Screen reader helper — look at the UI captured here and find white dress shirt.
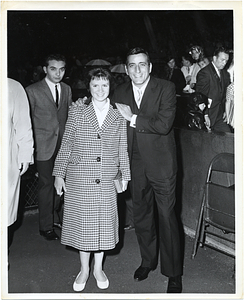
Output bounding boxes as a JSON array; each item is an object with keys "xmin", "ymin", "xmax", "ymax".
[
  {"xmin": 92, "ymin": 98, "xmax": 110, "ymax": 127},
  {"xmin": 45, "ymin": 77, "xmax": 61, "ymax": 105},
  {"xmin": 130, "ymin": 77, "xmax": 150, "ymax": 128}
]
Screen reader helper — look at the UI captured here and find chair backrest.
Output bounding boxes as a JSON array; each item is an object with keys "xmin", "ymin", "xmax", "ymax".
[
  {"xmin": 205, "ymin": 153, "xmax": 235, "ymax": 233},
  {"xmin": 209, "ymin": 153, "xmax": 234, "ymax": 174}
]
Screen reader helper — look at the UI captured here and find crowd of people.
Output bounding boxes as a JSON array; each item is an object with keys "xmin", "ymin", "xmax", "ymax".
[{"xmin": 8, "ymin": 44, "xmax": 234, "ymax": 294}]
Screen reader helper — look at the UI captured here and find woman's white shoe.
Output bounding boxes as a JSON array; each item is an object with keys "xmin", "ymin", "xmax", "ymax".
[
  {"xmin": 93, "ymin": 270, "xmax": 109, "ymax": 289},
  {"xmin": 73, "ymin": 271, "xmax": 89, "ymax": 292}
]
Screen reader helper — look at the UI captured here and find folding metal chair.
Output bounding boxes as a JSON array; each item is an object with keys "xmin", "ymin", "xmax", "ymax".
[{"xmin": 191, "ymin": 153, "xmax": 235, "ymax": 259}]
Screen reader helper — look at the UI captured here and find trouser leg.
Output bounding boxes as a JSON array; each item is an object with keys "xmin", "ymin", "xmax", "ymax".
[
  {"xmin": 125, "ymin": 197, "xmax": 134, "ymax": 227},
  {"xmin": 148, "ymin": 174, "xmax": 183, "ymax": 277},
  {"xmin": 130, "ymin": 157, "xmax": 157, "ymax": 269},
  {"xmin": 36, "ymin": 157, "xmax": 57, "ymax": 231}
]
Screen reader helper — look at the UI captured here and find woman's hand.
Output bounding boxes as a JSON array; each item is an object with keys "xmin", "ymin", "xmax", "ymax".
[
  {"xmin": 122, "ymin": 180, "xmax": 129, "ymax": 192},
  {"xmin": 54, "ymin": 177, "xmax": 67, "ymax": 196}
]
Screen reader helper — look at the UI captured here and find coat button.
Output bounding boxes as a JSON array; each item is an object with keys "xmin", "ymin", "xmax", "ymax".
[
  {"xmin": 95, "ymin": 179, "xmax": 100, "ymax": 184},
  {"xmin": 96, "ymin": 157, "xmax": 101, "ymax": 162},
  {"xmin": 97, "ymin": 134, "xmax": 101, "ymax": 139}
]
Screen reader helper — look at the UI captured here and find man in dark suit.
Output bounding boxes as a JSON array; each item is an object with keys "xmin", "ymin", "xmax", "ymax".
[
  {"xmin": 113, "ymin": 47, "xmax": 183, "ymax": 293},
  {"xmin": 196, "ymin": 47, "xmax": 231, "ymax": 132},
  {"xmin": 26, "ymin": 54, "xmax": 72, "ymax": 240}
]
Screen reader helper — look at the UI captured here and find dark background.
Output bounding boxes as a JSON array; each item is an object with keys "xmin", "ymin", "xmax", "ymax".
[{"xmin": 8, "ymin": 10, "xmax": 233, "ymax": 68}]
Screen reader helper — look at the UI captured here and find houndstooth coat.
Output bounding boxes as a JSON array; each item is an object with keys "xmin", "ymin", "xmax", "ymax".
[{"xmin": 53, "ymin": 98, "xmax": 130, "ymax": 251}]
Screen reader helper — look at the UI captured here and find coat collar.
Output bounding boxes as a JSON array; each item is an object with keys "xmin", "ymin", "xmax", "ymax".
[{"xmin": 83, "ymin": 97, "xmax": 120, "ymax": 133}]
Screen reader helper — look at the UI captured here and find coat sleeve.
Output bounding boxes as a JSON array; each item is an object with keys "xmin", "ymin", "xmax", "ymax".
[
  {"xmin": 118, "ymin": 117, "xmax": 131, "ymax": 181},
  {"xmin": 136, "ymin": 81, "xmax": 177, "ymax": 135},
  {"xmin": 52, "ymin": 106, "xmax": 78, "ymax": 178},
  {"xmin": 11, "ymin": 81, "xmax": 34, "ymax": 165},
  {"xmin": 25, "ymin": 86, "xmax": 36, "ymax": 118},
  {"xmin": 195, "ymin": 69, "xmax": 210, "ymax": 115}
]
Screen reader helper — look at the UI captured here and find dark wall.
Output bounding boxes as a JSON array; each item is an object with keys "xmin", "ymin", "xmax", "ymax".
[{"xmin": 175, "ymin": 128, "xmax": 235, "ymax": 247}]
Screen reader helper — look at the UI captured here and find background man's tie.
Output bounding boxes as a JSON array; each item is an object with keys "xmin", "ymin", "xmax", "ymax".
[{"xmin": 55, "ymin": 85, "xmax": 59, "ymax": 107}]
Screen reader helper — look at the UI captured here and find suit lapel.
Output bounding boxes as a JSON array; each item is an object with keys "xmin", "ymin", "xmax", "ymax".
[
  {"xmin": 210, "ymin": 64, "xmax": 222, "ymax": 85},
  {"xmin": 41, "ymin": 79, "xmax": 58, "ymax": 109},
  {"xmin": 139, "ymin": 77, "xmax": 156, "ymax": 111},
  {"xmin": 59, "ymin": 82, "xmax": 68, "ymax": 109}
]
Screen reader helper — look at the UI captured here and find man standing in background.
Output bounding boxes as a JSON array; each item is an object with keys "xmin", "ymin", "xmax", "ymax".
[
  {"xmin": 196, "ymin": 47, "xmax": 231, "ymax": 132},
  {"xmin": 26, "ymin": 54, "xmax": 72, "ymax": 241}
]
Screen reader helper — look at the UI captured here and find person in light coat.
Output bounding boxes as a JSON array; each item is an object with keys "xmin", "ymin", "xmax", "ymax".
[
  {"xmin": 8, "ymin": 78, "xmax": 34, "ymax": 239},
  {"xmin": 53, "ymin": 68, "xmax": 130, "ymax": 292}
]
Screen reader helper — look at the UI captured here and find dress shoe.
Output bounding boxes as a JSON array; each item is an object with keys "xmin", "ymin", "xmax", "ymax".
[
  {"xmin": 124, "ymin": 224, "xmax": 135, "ymax": 231},
  {"xmin": 93, "ymin": 270, "xmax": 109, "ymax": 289},
  {"xmin": 53, "ymin": 222, "xmax": 62, "ymax": 229},
  {"xmin": 73, "ymin": 271, "xmax": 89, "ymax": 292},
  {"xmin": 39, "ymin": 230, "xmax": 59, "ymax": 240},
  {"xmin": 167, "ymin": 275, "xmax": 182, "ymax": 293},
  {"xmin": 134, "ymin": 266, "xmax": 152, "ymax": 281}
]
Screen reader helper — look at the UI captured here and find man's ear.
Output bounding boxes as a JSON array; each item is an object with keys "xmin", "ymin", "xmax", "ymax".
[
  {"xmin": 125, "ymin": 65, "xmax": 129, "ymax": 76},
  {"xmin": 43, "ymin": 66, "xmax": 47, "ymax": 74},
  {"xmin": 149, "ymin": 63, "xmax": 152, "ymax": 74}
]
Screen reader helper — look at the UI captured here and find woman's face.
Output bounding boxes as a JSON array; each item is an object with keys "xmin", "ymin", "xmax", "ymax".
[
  {"xmin": 89, "ymin": 78, "xmax": 110, "ymax": 102},
  {"xmin": 167, "ymin": 59, "xmax": 175, "ymax": 69},
  {"xmin": 191, "ymin": 49, "xmax": 200, "ymax": 61},
  {"xmin": 198, "ymin": 61, "xmax": 207, "ymax": 69},
  {"xmin": 182, "ymin": 57, "xmax": 191, "ymax": 67}
]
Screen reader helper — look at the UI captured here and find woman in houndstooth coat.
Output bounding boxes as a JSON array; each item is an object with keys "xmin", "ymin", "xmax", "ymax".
[{"xmin": 53, "ymin": 68, "xmax": 130, "ymax": 291}]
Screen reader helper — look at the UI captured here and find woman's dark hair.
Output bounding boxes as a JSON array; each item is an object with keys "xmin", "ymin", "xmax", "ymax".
[
  {"xmin": 85, "ymin": 68, "xmax": 112, "ymax": 89},
  {"xmin": 181, "ymin": 53, "xmax": 194, "ymax": 64}
]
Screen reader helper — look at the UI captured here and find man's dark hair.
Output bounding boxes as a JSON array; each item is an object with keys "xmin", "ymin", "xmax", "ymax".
[
  {"xmin": 213, "ymin": 47, "xmax": 229, "ymax": 57},
  {"xmin": 44, "ymin": 54, "xmax": 66, "ymax": 67},
  {"xmin": 126, "ymin": 47, "xmax": 150, "ymax": 65}
]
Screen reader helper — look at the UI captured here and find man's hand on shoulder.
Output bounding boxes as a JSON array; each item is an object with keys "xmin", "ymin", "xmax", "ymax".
[
  {"xmin": 71, "ymin": 96, "xmax": 87, "ymax": 108},
  {"xmin": 115, "ymin": 103, "xmax": 133, "ymax": 122}
]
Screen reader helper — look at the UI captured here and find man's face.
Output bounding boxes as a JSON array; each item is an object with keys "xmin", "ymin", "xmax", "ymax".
[
  {"xmin": 43, "ymin": 60, "xmax": 66, "ymax": 84},
  {"xmin": 125, "ymin": 53, "xmax": 152, "ymax": 87},
  {"xmin": 213, "ymin": 52, "xmax": 229, "ymax": 70}
]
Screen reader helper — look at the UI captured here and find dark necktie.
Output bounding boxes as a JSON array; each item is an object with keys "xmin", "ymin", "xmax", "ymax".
[{"xmin": 55, "ymin": 84, "xmax": 59, "ymax": 107}]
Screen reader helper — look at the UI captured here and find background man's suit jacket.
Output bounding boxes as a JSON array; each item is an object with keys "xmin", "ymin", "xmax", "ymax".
[
  {"xmin": 196, "ymin": 63, "xmax": 230, "ymax": 126},
  {"xmin": 26, "ymin": 79, "xmax": 72, "ymax": 161},
  {"xmin": 112, "ymin": 76, "xmax": 177, "ymax": 179}
]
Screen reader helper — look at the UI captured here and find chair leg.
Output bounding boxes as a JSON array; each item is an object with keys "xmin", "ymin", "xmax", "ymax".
[
  {"xmin": 199, "ymin": 218, "xmax": 206, "ymax": 247},
  {"xmin": 191, "ymin": 194, "xmax": 205, "ymax": 259}
]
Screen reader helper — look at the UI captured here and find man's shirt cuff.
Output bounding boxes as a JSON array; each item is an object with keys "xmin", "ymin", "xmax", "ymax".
[{"xmin": 130, "ymin": 114, "xmax": 137, "ymax": 128}]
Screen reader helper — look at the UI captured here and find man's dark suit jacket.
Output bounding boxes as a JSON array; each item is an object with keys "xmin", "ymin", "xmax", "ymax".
[
  {"xmin": 26, "ymin": 79, "xmax": 72, "ymax": 161},
  {"xmin": 112, "ymin": 76, "xmax": 177, "ymax": 179},
  {"xmin": 196, "ymin": 63, "xmax": 230, "ymax": 127}
]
